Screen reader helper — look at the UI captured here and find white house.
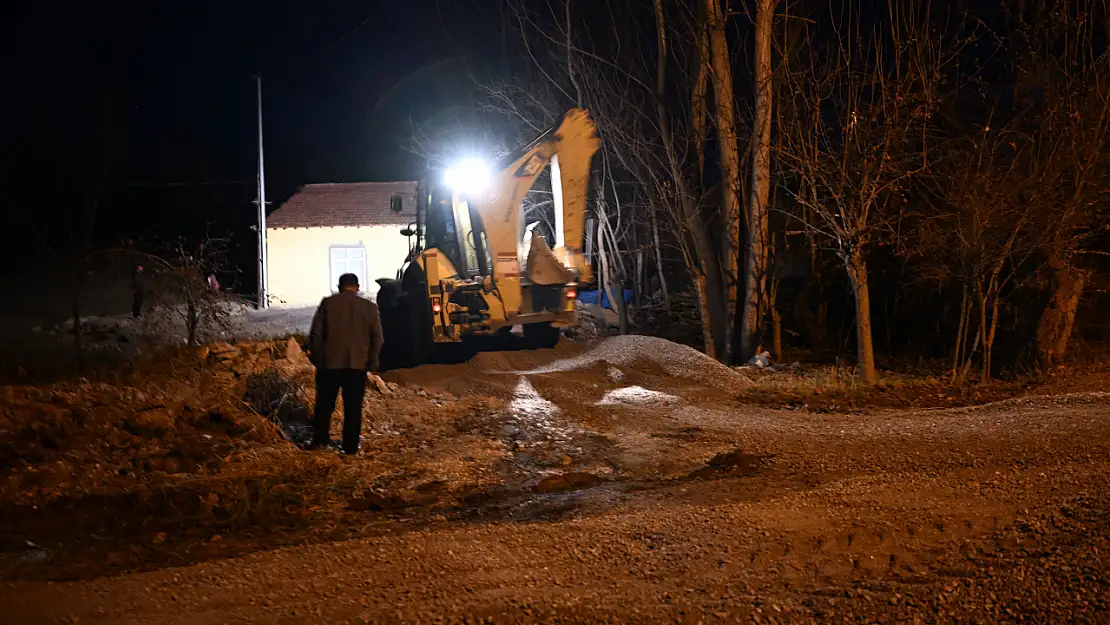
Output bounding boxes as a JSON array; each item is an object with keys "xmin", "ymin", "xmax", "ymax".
[{"xmin": 266, "ymin": 181, "xmax": 416, "ymax": 307}]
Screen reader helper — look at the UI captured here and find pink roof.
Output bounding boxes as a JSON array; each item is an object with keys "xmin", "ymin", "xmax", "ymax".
[{"xmin": 267, "ymin": 181, "xmax": 417, "ymax": 229}]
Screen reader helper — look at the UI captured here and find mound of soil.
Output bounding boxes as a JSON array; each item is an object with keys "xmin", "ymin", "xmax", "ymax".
[{"xmin": 0, "ymin": 377, "xmax": 287, "ymax": 508}]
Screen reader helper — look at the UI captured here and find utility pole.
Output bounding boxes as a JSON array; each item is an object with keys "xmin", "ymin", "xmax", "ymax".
[{"xmin": 254, "ymin": 74, "xmax": 269, "ymax": 309}]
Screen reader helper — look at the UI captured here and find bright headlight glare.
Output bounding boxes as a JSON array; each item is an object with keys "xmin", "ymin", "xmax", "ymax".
[{"xmin": 444, "ymin": 157, "xmax": 491, "ymax": 195}]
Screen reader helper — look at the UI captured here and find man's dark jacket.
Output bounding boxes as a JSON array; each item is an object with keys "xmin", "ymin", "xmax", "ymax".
[{"xmin": 307, "ymin": 290, "xmax": 383, "ymax": 371}]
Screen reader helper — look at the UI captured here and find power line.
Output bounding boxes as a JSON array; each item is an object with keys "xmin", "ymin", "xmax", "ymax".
[
  {"xmin": 321, "ymin": 0, "xmax": 396, "ymax": 56},
  {"xmin": 114, "ymin": 180, "xmax": 251, "ymax": 188}
]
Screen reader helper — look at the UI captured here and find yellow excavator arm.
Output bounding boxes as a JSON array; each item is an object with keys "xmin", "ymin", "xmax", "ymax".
[{"xmin": 470, "ymin": 108, "xmax": 601, "ymax": 285}]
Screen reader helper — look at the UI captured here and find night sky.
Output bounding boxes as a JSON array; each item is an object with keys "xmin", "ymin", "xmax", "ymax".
[{"xmin": 1, "ymin": 0, "xmax": 504, "ymax": 268}]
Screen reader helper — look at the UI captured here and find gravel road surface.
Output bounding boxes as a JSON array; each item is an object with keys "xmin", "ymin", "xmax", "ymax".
[{"xmin": 4, "ymin": 376, "xmax": 1108, "ymax": 624}]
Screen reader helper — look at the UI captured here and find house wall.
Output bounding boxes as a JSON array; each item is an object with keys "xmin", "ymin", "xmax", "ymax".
[{"xmin": 267, "ymin": 225, "xmax": 410, "ymax": 307}]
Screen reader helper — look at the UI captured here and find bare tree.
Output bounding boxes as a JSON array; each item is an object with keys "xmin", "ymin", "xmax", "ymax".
[
  {"xmin": 649, "ymin": 200, "xmax": 672, "ymax": 313},
  {"xmin": 919, "ymin": 0, "xmax": 1110, "ymax": 380},
  {"xmin": 1018, "ymin": 0, "xmax": 1110, "ymax": 368},
  {"xmin": 775, "ymin": 1, "xmax": 964, "ymax": 383},
  {"xmin": 927, "ymin": 126, "xmax": 1041, "ymax": 383},
  {"xmin": 122, "ymin": 232, "xmax": 239, "ymax": 346},
  {"xmin": 647, "ymin": 0, "xmax": 729, "ymax": 356}
]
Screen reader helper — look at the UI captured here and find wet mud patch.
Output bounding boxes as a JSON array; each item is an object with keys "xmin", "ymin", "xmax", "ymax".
[
  {"xmin": 347, "ymin": 491, "xmax": 437, "ymax": 512},
  {"xmin": 341, "ymin": 472, "xmax": 619, "ymax": 526},
  {"xmin": 650, "ymin": 426, "xmax": 705, "ymax": 442},
  {"xmin": 442, "ymin": 477, "xmax": 630, "ymax": 524},
  {"xmin": 480, "ymin": 376, "xmax": 624, "ymax": 475},
  {"xmin": 535, "ymin": 471, "xmax": 602, "ymax": 493},
  {"xmin": 507, "ymin": 377, "xmax": 573, "ymax": 441}
]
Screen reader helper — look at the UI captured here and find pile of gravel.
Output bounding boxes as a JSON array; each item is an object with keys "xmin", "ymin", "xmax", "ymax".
[
  {"xmin": 517, "ymin": 334, "xmax": 753, "ymax": 389},
  {"xmin": 595, "ymin": 385, "xmax": 679, "ymax": 407}
]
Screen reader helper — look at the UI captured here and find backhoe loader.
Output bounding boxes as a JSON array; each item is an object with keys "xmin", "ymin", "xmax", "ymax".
[{"xmin": 375, "ymin": 108, "xmax": 601, "ymax": 368}]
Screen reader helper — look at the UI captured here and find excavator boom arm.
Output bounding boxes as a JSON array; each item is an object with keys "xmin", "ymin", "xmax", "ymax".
[{"xmin": 474, "ymin": 108, "xmax": 601, "ymax": 284}]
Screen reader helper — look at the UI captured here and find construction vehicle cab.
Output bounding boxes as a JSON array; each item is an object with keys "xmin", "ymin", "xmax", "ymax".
[{"xmin": 375, "ymin": 108, "xmax": 601, "ymax": 369}]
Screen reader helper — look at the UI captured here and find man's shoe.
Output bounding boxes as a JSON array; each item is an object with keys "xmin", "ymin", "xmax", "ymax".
[{"xmin": 305, "ymin": 439, "xmax": 340, "ymax": 451}]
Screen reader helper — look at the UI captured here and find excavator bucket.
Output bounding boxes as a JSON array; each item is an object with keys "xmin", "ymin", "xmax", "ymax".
[{"xmin": 525, "ymin": 229, "xmax": 575, "ymax": 285}]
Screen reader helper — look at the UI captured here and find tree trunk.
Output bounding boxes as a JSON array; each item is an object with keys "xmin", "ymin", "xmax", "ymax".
[
  {"xmin": 187, "ymin": 298, "xmax": 199, "ymax": 345},
  {"xmin": 816, "ymin": 299, "xmax": 828, "ymax": 349},
  {"xmin": 1036, "ymin": 262, "xmax": 1091, "ymax": 369},
  {"xmin": 596, "ymin": 180, "xmax": 629, "ymax": 335},
  {"xmin": 984, "ymin": 287, "xmax": 1002, "ymax": 383},
  {"xmin": 976, "ymin": 279, "xmax": 988, "ymax": 382},
  {"xmin": 705, "ymin": 0, "xmax": 742, "ymax": 363},
  {"xmin": 693, "ymin": 273, "xmax": 717, "ymax": 357},
  {"xmin": 72, "ymin": 296, "xmax": 83, "ymax": 370},
  {"xmin": 740, "ymin": 0, "xmax": 775, "ymax": 363},
  {"xmin": 600, "ymin": 158, "xmax": 630, "ymax": 335},
  {"xmin": 769, "ymin": 232, "xmax": 783, "ymax": 362},
  {"xmin": 613, "ymin": 268, "xmax": 629, "ymax": 335},
  {"xmin": 655, "ymin": 0, "xmax": 726, "ymax": 357},
  {"xmin": 68, "ymin": 256, "xmax": 85, "ymax": 371},
  {"xmin": 845, "ymin": 251, "xmax": 877, "ymax": 384},
  {"xmin": 650, "ymin": 206, "xmax": 671, "ymax": 312},
  {"xmin": 597, "ymin": 206, "xmax": 628, "ymax": 335},
  {"xmin": 794, "ymin": 271, "xmax": 829, "ymax": 350},
  {"xmin": 691, "ymin": 2, "xmax": 710, "ymax": 181},
  {"xmin": 771, "ymin": 307, "xmax": 783, "ymax": 362},
  {"xmin": 957, "ymin": 324, "xmax": 982, "ymax": 386},
  {"xmin": 952, "ymin": 282, "xmax": 970, "ymax": 383},
  {"xmin": 635, "ymin": 249, "xmax": 644, "ymax": 313},
  {"xmin": 690, "ymin": 219, "xmax": 728, "ymax": 357}
]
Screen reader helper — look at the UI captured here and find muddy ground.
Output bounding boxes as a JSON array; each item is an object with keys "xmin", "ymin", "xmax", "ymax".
[{"xmin": 1, "ymin": 335, "xmax": 1108, "ymax": 623}]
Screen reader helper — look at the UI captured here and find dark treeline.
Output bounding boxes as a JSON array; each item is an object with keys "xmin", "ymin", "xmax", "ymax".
[{"xmin": 426, "ymin": 0, "xmax": 1109, "ymax": 383}]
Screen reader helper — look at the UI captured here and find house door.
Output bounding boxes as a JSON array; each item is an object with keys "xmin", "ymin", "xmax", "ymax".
[{"xmin": 329, "ymin": 245, "xmax": 368, "ymax": 292}]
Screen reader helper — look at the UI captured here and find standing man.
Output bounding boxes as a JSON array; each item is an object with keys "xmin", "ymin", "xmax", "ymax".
[
  {"xmin": 306, "ymin": 273, "xmax": 383, "ymax": 455},
  {"xmin": 132, "ymin": 264, "xmax": 150, "ymax": 318}
]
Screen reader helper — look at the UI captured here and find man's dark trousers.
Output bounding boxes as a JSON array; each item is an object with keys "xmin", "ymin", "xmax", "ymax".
[{"xmin": 312, "ymin": 368, "xmax": 366, "ymax": 454}]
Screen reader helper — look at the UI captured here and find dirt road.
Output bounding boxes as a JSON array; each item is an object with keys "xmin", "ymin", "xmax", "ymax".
[{"xmin": 3, "ymin": 338, "xmax": 1109, "ymax": 623}]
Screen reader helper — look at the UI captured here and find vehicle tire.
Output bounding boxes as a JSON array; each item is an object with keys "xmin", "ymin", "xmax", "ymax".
[
  {"xmin": 404, "ymin": 298, "xmax": 432, "ymax": 366},
  {"xmin": 376, "ymin": 281, "xmax": 406, "ymax": 371},
  {"xmin": 523, "ymin": 322, "xmax": 560, "ymax": 349},
  {"xmin": 400, "ymin": 267, "xmax": 434, "ymax": 367},
  {"xmin": 479, "ymin": 326, "xmax": 511, "ymax": 351}
]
